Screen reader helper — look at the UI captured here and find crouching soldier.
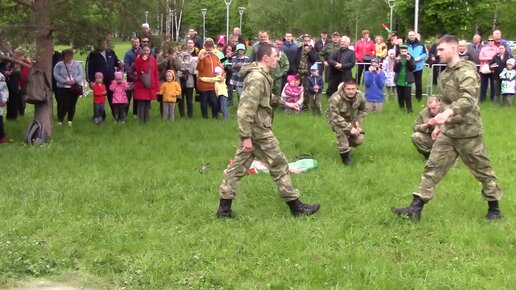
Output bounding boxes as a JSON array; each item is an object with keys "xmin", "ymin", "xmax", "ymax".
[
  {"xmin": 326, "ymin": 79, "xmax": 366, "ymax": 165},
  {"xmin": 412, "ymin": 96, "xmax": 443, "ymax": 159}
]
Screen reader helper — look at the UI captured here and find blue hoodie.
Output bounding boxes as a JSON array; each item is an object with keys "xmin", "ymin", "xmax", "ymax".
[{"xmin": 364, "ymin": 70, "xmax": 386, "ymax": 102}]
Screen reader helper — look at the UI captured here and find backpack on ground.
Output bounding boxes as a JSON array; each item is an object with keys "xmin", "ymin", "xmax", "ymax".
[{"xmin": 24, "ymin": 119, "xmax": 45, "ymax": 145}]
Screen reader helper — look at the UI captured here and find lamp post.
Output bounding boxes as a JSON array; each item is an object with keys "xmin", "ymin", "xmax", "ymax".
[
  {"xmin": 414, "ymin": 0, "xmax": 419, "ymax": 34},
  {"xmin": 224, "ymin": 0, "xmax": 232, "ymax": 44},
  {"xmin": 387, "ymin": 0, "xmax": 395, "ymax": 32},
  {"xmin": 200, "ymin": 8, "xmax": 207, "ymax": 42},
  {"xmin": 238, "ymin": 6, "xmax": 245, "ymax": 36}
]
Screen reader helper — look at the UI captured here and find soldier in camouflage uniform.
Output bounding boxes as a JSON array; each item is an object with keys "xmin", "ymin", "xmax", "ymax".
[
  {"xmin": 392, "ymin": 35, "xmax": 502, "ymax": 221},
  {"xmin": 326, "ymin": 79, "xmax": 366, "ymax": 165},
  {"xmin": 411, "ymin": 96, "xmax": 443, "ymax": 159},
  {"xmin": 319, "ymin": 32, "xmax": 341, "ymax": 87},
  {"xmin": 271, "ymin": 39, "xmax": 290, "ymax": 96},
  {"xmin": 217, "ymin": 43, "xmax": 320, "ymax": 219}
]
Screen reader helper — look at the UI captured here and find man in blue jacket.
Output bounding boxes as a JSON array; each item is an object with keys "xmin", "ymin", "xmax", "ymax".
[{"xmin": 407, "ymin": 31, "xmax": 427, "ymax": 102}]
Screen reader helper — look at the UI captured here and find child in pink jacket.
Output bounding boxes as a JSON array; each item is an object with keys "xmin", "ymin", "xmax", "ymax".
[{"xmin": 109, "ymin": 71, "xmax": 131, "ymax": 123}]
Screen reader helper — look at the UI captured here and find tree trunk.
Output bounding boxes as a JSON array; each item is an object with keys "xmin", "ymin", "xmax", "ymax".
[{"xmin": 33, "ymin": 0, "xmax": 53, "ymax": 141}]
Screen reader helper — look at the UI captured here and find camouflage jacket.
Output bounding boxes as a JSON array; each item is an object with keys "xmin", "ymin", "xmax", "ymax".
[
  {"xmin": 237, "ymin": 63, "xmax": 284, "ymax": 140},
  {"xmin": 326, "ymin": 85, "xmax": 366, "ymax": 134},
  {"xmin": 413, "ymin": 106, "xmax": 443, "ymax": 134},
  {"xmin": 438, "ymin": 59, "xmax": 482, "ymax": 138},
  {"xmin": 319, "ymin": 43, "xmax": 340, "ymax": 62},
  {"xmin": 270, "ymin": 51, "xmax": 290, "ymax": 80}
]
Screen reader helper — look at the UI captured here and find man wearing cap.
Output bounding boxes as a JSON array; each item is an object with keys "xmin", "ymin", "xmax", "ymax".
[
  {"xmin": 196, "ymin": 38, "xmax": 222, "ymax": 118},
  {"xmin": 326, "ymin": 78, "xmax": 366, "ymax": 165},
  {"xmin": 319, "ymin": 32, "xmax": 341, "ymax": 90},
  {"xmin": 355, "ymin": 29, "xmax": 376, "ymax": 86},
  {"xmin": 292, "ymin": 34, "xmax": 319, "ymax": 111},
  {"xmin": 406, "ymin": 30, "xmax": 427, "ymax": 102},
  {"xmin": 327, "ymin": 36, "xmax": 356, "ymax": 96},
  {"xmin": 411, "ymin": 96, "xmax": 443, "ymax": 159},
  {"xmin": 392, "ymin": 35, "xmax": 502, "ymax": 221}
]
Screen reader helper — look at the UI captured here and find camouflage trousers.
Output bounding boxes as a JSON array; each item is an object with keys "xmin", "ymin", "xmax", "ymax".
[
  {"xmin": 411, "ymin": 132, "xmax": 434, "ymax": 155},
  {"xmin": 299, "ymin": 73, "xmax": 309, "ymax": 109},
  {"xmin": 272, "ymin": 77, "xmax": 283, "ymax": 97},
  {"xmin": 333, "ymin": 129, "xmax": 364, "ymax": 154},
  {"xmin": 415, "ymin": 133, "xmax": 502, "ymax": 202},
  {"xmin": 219, "ymin": 136, "xmax": 300, "ymax": 201}
]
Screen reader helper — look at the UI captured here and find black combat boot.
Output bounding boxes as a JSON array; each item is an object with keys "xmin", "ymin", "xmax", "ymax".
[
  {"xmin": 286, "ymin": 199, "xmax": 320, "ymax": 217},
  {"xmin": 485, "ymin": 200, "xmax": 502, "ymax": 220},
  {"xmin": 216, "ymin": 199, "xmax": 235, "ymax": 219},
  {"xmin": 340, "ymin": 150, "xmax": 352, "ymax": 165},
  {"xmin": 391, "ymin": 195, "xmax": 426, "ymax": 220}
]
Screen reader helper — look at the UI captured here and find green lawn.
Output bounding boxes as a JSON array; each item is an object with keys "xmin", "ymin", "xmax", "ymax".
[{"xmin": 1, "ymin": 91, "xmax": 515, "ymax": 289}]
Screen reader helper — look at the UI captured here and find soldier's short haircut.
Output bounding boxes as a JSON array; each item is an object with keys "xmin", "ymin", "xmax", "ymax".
[
  {"xmin": 427, "ymin": 96, "xmax": 440, "ymax": 105},
  {"xmin": 343, "ymin": 78, "xmax": 357, "ymax": 87},
  {"xmin": 438, "ymin": 35, "xmax": 459, "ymax": 45},
  {"xmin": 256, "ymin": 42, "xmax": 274, "ymax": 62}
]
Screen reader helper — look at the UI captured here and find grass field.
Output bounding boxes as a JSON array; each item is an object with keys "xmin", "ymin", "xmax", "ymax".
[
  {"xmin": 1, "ymin": 40, "xmax": 515, "ymax": 289},
  {"xmin": 1, "ymin": 91, "xmax": 515, "ymax": 289}
]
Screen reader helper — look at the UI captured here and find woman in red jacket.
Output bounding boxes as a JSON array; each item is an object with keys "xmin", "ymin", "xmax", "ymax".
[
  {"xmin": 354, "ymin": 30, "xmax": 376, "ymax": 85},
  {"xmin": 133, "ymin": 45, "xmax": 160, "ymax": 123}
]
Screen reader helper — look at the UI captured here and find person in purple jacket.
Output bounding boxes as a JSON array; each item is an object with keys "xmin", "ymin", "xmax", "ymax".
[{"xmin": 364, "ymin": 58, "xmax": 386, "ymax": 112}]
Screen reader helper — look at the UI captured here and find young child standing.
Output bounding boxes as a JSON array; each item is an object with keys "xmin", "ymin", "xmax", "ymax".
[
  {"xmin": 200, "ymin": 66, "xmax": 229, "ymax": 119},
  {"xmin": 382, "ymin": 49, "xmax": 397, "ymax": 100},
  {"xmin": 159, "ymin": 70, "xmax": 182, "ymax": 121},
  {"xmin": 0, "ymin": 72, "xmax": 9, "ymax": 143},
  {"xmin": 307, "ymin": 64, "xmax": 324, "ymax": 115},
  {"xmin": 499, "ymin": 58, "xmax": 516, "ymax": 106},
  {"xmin": 109, "ymin": 71, "xmax": 130, "ymax": 123},
  {"xmin": 281, "ymin": 74, "xmax": 304, "ymax": 113},
  {"xmin": 364, "ymin": 58, "xmax": 386, "ymax": 112},
  {"xmin": 92, "ymin": 72, "xmax": 107, "ymax": 124}
]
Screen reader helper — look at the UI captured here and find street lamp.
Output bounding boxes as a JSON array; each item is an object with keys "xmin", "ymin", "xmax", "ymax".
[
  {"xmin": 414, "ymin": 0, "xmax": 419, "ymax": 34},
  {"xmin": 387, "ymin": 0, "xmax": 395, "ymax": 32},
  {"xmin": 224, "ymin": 0, "xmax": 233, "ymax": 45},
  {"xmin": 200, "ymin": 8, "xmax": 207, "ymax": 42},
  {"xmin": 238, "ymin": 6, "xmax": 245, "ymax": 36}
]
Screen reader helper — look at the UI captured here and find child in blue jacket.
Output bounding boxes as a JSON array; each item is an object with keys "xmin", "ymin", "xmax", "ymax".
[
  {"xmin": 307, "ymin": 64, "xmax": 324, "ymax": 115},
  {"xmin": 364, "ymin": 58, "xmax": 386, "ymax": 112}
]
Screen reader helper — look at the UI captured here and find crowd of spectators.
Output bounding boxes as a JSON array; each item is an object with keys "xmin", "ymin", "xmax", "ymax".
[{"xmin": 0, "ymin": 26, "xmax": 514, "ymax": 143}]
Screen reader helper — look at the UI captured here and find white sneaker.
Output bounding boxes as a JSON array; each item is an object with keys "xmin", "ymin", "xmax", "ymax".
[
  {"xmin": 68, "ymin": 121, "xmax": 72, "ymax": 127},
  {"xmin": 57, "ymin": 122, "xmax": 62, "ymax": 126}
]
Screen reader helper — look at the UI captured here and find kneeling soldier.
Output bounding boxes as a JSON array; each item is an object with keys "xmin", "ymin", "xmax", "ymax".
[
  {"xmin": 326, "ymin": 79, "xmax": 366, "ymax": 165},
  {"xmin": 411, "ymin": 96, "xmax": 443, "ymax": 159}
]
